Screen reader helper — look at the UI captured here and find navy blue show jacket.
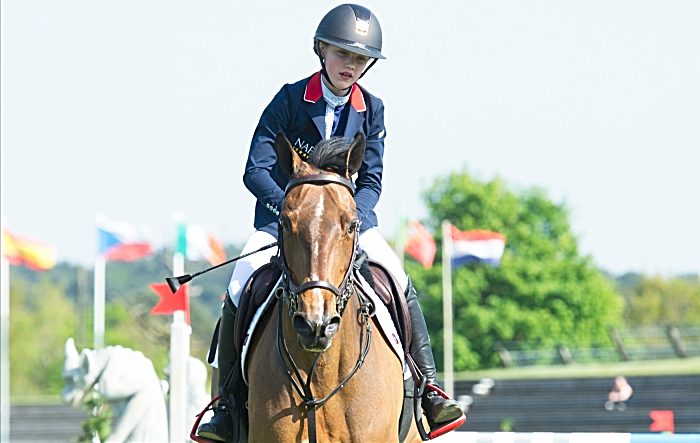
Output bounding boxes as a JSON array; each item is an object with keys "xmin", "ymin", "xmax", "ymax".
[{"xmin": 243, "ymin": 72, "xmax": 386, "ymax": 235}]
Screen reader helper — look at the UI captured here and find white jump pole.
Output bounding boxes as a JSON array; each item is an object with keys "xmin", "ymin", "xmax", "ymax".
[
  {"xmin": 94, "ymin": 214, "xmax": 106, "ymax": 349},
  {"xmin": 441, "ymin": 221, "xmax": 455, "ymax": 398},
  {"xmin": 170, "ymin": 211, "xmax": 190, "ymax": 443},
  {"xmin": 1, "ymin": 216, "xmax": 11, "ymax": 442}
]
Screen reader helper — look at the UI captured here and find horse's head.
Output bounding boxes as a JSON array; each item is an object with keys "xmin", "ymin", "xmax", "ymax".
[{"xmin": 274, "ymin": 131, "xmax": 365, "ymax": 352}]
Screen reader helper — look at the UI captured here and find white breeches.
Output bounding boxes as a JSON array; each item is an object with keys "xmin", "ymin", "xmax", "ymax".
[{"xmin": 210, "ymin": 227, "xmax": 408, "ymax": 367}]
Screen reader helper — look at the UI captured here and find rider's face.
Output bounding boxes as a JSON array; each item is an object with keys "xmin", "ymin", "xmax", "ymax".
[{"xmin": 319, "ymin": 43, "xmax": 370, "ymax": 95}]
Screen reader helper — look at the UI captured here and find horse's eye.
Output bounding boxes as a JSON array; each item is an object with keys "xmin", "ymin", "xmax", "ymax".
[
  {"xmin": 347, "ymin": 220, "xmax": 359, "ymax": 235},
  {"xmin": 280, "ymin": 218, "xmax": 291, "ymax": 232}
]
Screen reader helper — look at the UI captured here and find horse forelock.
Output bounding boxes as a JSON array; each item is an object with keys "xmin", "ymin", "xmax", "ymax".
[{"xmin": 307, "ymin": 136, "xmax": 353, "ymax": 177}]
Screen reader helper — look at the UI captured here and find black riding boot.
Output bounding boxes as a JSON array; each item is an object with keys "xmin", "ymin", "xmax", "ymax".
[
  {"xmin": 197, "ymin": 295, "xmax": 238, "ymax": 442},
  {"xmin": 405, "ymin": 277, "xmax": 464, "ymax": 427}
]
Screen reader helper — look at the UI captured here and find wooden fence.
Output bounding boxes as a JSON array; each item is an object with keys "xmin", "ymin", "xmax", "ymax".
[{"xmin": 494, "ymin": 326, "xmax": 700, "ymax": 367}]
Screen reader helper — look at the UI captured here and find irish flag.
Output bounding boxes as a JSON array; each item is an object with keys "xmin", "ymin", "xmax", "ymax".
[
  {"xmin": 447, "ymin": 224, "xmax": 506, "ymax": 268},
  {"xmin": 2, "ymin": 229, "xmax": 56, "ymax": 271},
  {"xmin": 176, "ymin": 223, "xmax": 226, "ymax": 266},
  {"xmin": 97, "ymin": 219, "xmax": 153, "ymax": 261}
]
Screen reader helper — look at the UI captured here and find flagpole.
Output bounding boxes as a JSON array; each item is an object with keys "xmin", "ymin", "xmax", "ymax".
[
  {"xmin": 441, "ymin": 221, "xmax": 454, "ymax": 398},
  {"xmin": 170, "ymin": 211, "xmax": 190, "ymax": 443},
  {"xmin": 94, "ymin": 214, "xmax": 106, "ymax": 349},
  {"xmin": 1, "ymin": 216, "xmax": 11, "ymax": 442}
]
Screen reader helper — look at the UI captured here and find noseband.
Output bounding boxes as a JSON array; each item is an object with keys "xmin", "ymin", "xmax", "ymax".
[{"xmin": 276, "ymin": 173, "xmax": 360, "ymax": 317}]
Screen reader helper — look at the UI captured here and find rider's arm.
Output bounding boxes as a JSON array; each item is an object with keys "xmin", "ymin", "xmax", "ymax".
[
  {"xmin": 243, "ymin": 86, "xmax": 291, "ymax": 217},
  {"xmin": 354, "ymin": 98, "xmax": 385, "ymax": 225}
]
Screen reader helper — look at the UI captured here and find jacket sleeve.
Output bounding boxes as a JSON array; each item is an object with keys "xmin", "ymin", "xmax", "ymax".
[
  {"xmin": 354, "ymin": 99, "xmax": 385, "ymax": 225},
  {"xmin": 242, "ymin": 86, "xmax": 291, "ymax": 217}
]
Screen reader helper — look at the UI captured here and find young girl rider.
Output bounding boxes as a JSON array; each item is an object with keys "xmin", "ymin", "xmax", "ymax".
[{"xmin": 197, "ymin": 4, "xmax": 463, "ymax": 441}]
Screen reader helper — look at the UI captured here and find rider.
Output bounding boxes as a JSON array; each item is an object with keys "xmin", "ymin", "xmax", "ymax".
[{"xmin": 197, "ymin": 4, "xmax": 464, "ymax": 441}]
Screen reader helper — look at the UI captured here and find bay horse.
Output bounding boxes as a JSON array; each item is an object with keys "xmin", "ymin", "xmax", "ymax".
[{"xmin": 246, "ymin": 132, "xmax": 421, "ymax": 442}]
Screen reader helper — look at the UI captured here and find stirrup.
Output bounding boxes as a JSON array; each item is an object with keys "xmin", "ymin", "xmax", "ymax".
[
  {"xmin": 191, "ymin": 395, "xmax": 225, "ymax": 443},
  {"xmin": 414, "ymin": 377, "xmax": 466, "ymax": 441}
]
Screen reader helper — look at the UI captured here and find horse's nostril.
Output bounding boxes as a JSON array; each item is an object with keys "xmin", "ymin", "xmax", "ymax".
[
  {"xmin": 324, "ymin": 316, "xmax": 341, "ymax": 338},
  {"xmin": 293, "ymin": 314, "xmax": 314, "ymax": 337}
]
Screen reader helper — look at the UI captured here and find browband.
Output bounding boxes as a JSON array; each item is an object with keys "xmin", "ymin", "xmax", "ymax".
[{"xmin": 285, "ymin": 174, "xmax": 355, "ymax": 197}]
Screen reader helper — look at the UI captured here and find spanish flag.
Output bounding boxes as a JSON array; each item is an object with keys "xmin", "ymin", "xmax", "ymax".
[{"xmin": 2, "ymin": 229, "xmax": 57, "ymax": 271}]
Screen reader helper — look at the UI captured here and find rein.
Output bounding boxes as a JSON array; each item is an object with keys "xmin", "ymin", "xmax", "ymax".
[
  {"xmin": 275, "ymin": 290, "xmax": 372, "ymax": 443},
  {"xmin": 274, "ymin": 173, "xmax": 372, "ymax": 443}
]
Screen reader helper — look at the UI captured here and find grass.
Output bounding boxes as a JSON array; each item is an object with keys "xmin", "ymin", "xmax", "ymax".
[
  {"xmin": 449, "ymin": 356, "xmax": 700, "ymax": 381},
  {"xmin": 10, "ymin": 394, "xmax": 64, "ymax": 405}
]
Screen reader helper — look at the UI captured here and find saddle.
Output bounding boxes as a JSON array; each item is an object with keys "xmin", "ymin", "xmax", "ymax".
[
  {"xmin": 234, "ymin": 263, "xmax": 282, "ymax": 355},
  {"xmin": 363, "ymin": 259, "xmax": 413, "ymax": 356}
]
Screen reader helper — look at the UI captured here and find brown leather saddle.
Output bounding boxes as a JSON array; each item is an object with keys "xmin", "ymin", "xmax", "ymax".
[
  {"xmin": 233, "ymin": 262, "xmax": 282, "ymax": 356},
  {"xmin": 232, "ymin": 259, "xmax": 413, "ymax": 365}
]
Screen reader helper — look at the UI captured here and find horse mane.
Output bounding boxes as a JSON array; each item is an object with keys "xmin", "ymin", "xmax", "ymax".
[{"xmin": 308, "ymin": 136, "xmax": 352, "ymax": 176}]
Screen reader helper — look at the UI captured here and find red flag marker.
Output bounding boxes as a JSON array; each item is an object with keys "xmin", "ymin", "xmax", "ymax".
[
  {"xmin": 405, "ymin": 221, "xmax": 437, "ymax": 269},
  {"xmin": 150, "ymin": 282, "xmax": 190, "ymax": 325},
  {"xmin": 650, "ymin": 410, "xmax": 674, "ymax": 434}
]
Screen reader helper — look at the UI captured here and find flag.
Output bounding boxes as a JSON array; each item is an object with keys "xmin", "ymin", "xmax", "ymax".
[
  {"xmin": 448, "ymin": 225, "xmax": 505, "ymax": 268},
  {"xmin": 176, "ymin": 223, "xmax": 226, "ymax": 266},
  {"xmin": 405, "ymin": 221, "xmax": 436, "ymax": 269},
  {"xmin": 97, "ymin": 219, "xmax": 153, "ymax": 261},
  {"xmin": 98, "ymin": 221, "xmax": 152, "ymax": 261},
  {"xmin": 650, "ymin": 410, "xmax": 674, "ymax": 433},
  {"xmin": 2, "ymin": 229, "xmax": 56, "ymax": 271},
  {"xmin": 150, "ymin": 282, "xmax": 190, "ymax": 325}
]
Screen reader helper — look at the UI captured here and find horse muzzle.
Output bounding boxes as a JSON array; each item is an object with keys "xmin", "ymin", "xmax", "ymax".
[{"xmin": 292, "ymin": 313, "xmax": 341, "ymax": 351}]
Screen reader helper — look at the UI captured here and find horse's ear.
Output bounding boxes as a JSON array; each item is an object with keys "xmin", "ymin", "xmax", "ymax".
[
  {"xmin": 345, "ymin": 132, "xmax": 366, "ymax": 178},
  {"xmin": 274, "ymin": 131, "xmax": 304, "ymax": 177},
  {"xmin": 79, "ymin": 349, "xmax": 93, "ymax": 376}
]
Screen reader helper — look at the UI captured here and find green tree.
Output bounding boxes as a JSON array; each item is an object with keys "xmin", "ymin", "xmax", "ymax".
[
  {"xmin": 626, "ymin": 275, "xmax": 700, "ymax": 326},
  {"xmin": 9, "ymin": 277, "xmax": 76, "ymax": 395},
  {"xmin": 405, "ymin": 171, "xmax": 624, "ymax": 370}
]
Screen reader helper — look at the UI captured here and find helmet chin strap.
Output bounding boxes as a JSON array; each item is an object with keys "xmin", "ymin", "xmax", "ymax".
[{"xmin": 357, "ymin": 58, "xmax": 378, "ymax": 80}]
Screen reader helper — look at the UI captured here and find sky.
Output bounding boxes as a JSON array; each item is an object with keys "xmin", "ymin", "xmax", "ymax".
[{"xmin": 2, "ymin": 1, "xmax": 699, "ymax": 276}]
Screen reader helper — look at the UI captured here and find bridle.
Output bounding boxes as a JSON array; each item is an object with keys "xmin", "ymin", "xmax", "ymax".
[
  {"xmin": 276, "ymin": 174, "xmax": 360, "ymax": 317},
  {"xmin": 273, "ymin": 172, "xmax": 373, "ymax": 443}
]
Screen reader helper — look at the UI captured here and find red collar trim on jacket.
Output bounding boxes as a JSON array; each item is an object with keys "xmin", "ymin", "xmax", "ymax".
[{"xmin": 303, "ymin": 72, "xmax": 367, "ymax": 113}]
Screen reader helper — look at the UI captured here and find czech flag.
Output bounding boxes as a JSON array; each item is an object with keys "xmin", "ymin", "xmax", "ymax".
[
  {"xmin": 2, "ymin": 229, "xmax": 56, "ymax": 271},
  {"xmin": 448, "ymin": 224, "xmax": 505, "ymax": 268},
  {"xmin": 176, "ymin": 223, "xmax": 226, "ymax": 266},
  {"xmin": 405, "ymin": 221, "xmax": 436, "ymax": 269},
  {"xmin": 98, "ymin": 219, "xmax": 153, "ymax": 261}
]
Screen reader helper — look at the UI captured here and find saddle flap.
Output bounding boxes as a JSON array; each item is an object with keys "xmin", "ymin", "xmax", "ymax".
[
  {"xmin": 367, "ymin": 259, "xmax": 412, "ymax": 351},
  {"xmin": 234, "ymin": 262, "xmax": 283, "ymax": 354}
]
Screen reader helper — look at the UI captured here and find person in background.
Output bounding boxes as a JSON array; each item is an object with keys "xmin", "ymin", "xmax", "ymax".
[{"xmin": 605, "ymin": 375, "xmax": 633, "ymax": 411}]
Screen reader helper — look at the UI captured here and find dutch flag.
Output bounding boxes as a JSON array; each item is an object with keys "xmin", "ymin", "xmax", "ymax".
[{"xmin": 446, "ymin": 224, "xmax": 506, "ymax": 268}]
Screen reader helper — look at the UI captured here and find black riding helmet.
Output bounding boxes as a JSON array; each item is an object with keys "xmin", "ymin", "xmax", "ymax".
[{"xmin": 313, "ymin": 4, "xmax": 385, "ymax": 88}]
